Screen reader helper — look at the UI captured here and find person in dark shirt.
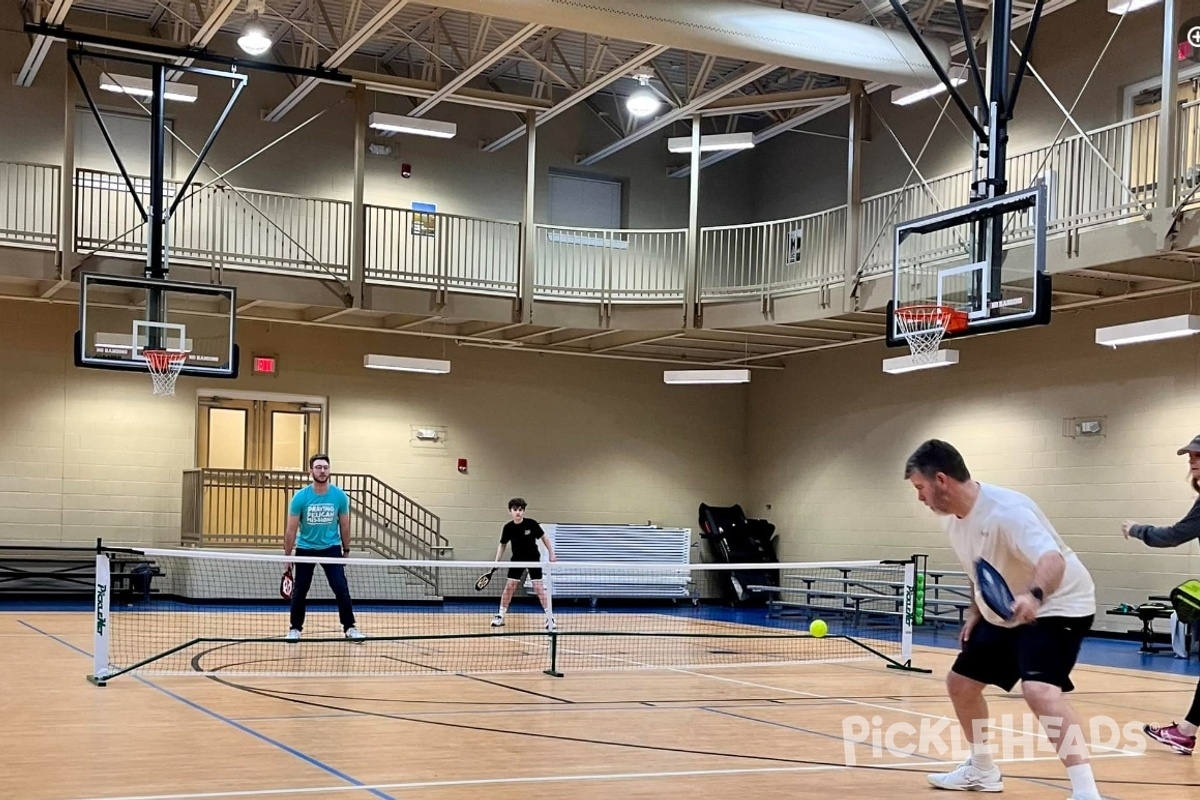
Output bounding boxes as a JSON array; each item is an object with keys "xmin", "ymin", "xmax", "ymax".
[
  {"xmin": 490, "ymin": 498, "xmax": 557, "ymax": 631},
  {"xmin": 1122, "ymin": 434, "xmax": 1200, "ymax": 755}
]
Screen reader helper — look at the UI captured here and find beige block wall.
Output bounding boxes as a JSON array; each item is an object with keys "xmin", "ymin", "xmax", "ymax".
[
  {"xmin": 746, "ymin": 295, "xmax": 1200, "ymax": 633},
  {"xmin": 0, "ymin": 300, "xmax": 748, "ymax": 556}
]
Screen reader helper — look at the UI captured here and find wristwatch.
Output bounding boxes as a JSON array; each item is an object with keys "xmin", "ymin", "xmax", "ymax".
[{"xmin": 1029, "ymin": 586, "xmax": 1045, "ymax": 602}]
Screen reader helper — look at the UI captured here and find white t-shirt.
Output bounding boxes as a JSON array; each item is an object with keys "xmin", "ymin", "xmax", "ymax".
[{"xmin": 942, "ymin": 483, "xmax": 1096, "ymax": 627}]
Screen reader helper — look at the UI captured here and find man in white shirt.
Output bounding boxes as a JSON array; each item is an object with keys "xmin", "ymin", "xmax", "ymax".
[{"xmin": 905, "ymin": 439, "xmax": 1100, "ymax": 800}]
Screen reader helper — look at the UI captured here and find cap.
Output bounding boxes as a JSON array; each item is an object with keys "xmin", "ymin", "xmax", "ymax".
[{"xmin": 1178, "ymin": 435, "xmax": 1200, "ymax": 455}]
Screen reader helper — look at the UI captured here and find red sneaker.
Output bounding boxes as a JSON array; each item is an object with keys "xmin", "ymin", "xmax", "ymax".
[{"xmin": 1144, "ymin": 723, "xmax": 1196, "ymax": 755}]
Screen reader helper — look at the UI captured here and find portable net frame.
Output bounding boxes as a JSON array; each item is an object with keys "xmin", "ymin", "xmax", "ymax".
[
  {"xmin": 87, "ymin": 546, "xmax": 928, "ymax": 684},
  {"xmin": 142, "ymin": 349, "xmax": 189, "ymax": 396},
  {"xmin": 894, "ymin": 305, "xmax": 969, "ymax": 364}
]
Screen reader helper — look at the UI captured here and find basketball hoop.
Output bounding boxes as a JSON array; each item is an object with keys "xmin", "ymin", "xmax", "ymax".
[
  {"xmin": 142, "ymin": 349, "xmax": 189, "ymax": 396},
  {"xmin": 894, "ymin": 305, "xmax": 969, "ymax": 365}
]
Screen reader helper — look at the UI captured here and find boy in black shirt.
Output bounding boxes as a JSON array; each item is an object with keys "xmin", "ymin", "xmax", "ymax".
[{"xmin": 491, "ymin": 498, "xmax": 557, "ymax": 630}]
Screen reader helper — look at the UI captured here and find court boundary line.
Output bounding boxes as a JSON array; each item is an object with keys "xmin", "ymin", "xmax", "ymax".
[{"xmin": 57, "ymin": 751, "xmax": 1133, "ymax": 800}]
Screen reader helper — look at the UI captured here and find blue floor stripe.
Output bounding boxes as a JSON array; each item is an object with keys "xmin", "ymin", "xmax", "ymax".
[{"xmin": 17, "ymin": 620, "xmax": 398, "ymax": 800}]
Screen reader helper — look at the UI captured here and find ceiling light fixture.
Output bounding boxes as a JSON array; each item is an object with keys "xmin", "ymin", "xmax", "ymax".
[
  {"xmin": 368, "ymin": 111, "xmax": 457, "ymax": 139},
  {"xmin": 99, "ymin": 72, "xmax": 198, "ymax": 103},
  {"xmin": 1095, "ymin": 314, "xmax": 1200, "ymax": 347},
  {"xmin": 663, "ymin": 368, "xmax": 751, "ymax": 385},
  {"xmin": 364, "ymin": 354, "xmax": 451, "ymax": 374},
  {"xmin": 667, "ymin": 131, "xmax": 756, "ymax": 153}
]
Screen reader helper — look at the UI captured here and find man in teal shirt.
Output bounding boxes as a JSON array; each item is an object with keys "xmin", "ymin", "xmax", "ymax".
[{"xmin": 284, "ymin": 454, "xmax": 364, "ymax": 641}]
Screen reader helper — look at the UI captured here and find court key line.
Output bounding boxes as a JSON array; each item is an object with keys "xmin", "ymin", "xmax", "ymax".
[{"xmin": 16, "ymin": 620, "xmax": 400, "ymax": 800}]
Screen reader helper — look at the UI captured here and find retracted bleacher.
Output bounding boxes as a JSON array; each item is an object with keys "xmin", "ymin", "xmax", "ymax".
[{"xmin": 525, "ymin": 523, "xmax": 694, "ymax": 605}]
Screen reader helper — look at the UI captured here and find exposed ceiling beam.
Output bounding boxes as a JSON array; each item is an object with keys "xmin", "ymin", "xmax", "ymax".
[
  {"xmin": 482, "ymin": 44, "xmax": 669, "ymax": 152},
  {"xmin": 166, "ymin": 0, "xmax": 242, "ymax": 78},
  {"xmin": 697, "ymin": 86, "xmax": 848, "ymax": 117},
  {"xmin": 576, "ymin": 62, "xmax": 778, "ymax": 166},
  {"xmin": 407, "ymin": 22, "xmax": 543, "ymax": 117},
  {"xmin": 16, "ymin": 0, "xmax": 75, "ymax": 87},
  {"xmin": 347, "ymin": 69, "xmax": 554, "ymax": 113},
  {"xmin": 670, "ymin": 0, "xmax": 1077, "ymax": 178},
  {"xmin": 264, "ymin": 0, "xmax": 413, "ymax": 122}
]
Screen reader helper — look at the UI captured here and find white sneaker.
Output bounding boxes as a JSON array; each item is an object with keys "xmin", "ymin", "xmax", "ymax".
[
  {"xmin": 345, "ymin": 627, "xmax": 365, "ymax": 641},
  {"xmin": 490, "ymin": 614, "xmax": 505, "ymax": 627},
  {"xmin": 926, "ymin": 758, "xmax": 1003, "ymax": 792},
  {"xmin": 286, "ymin": 629, "xmax": 300, "ymax": 642},
  {"xmin": 545, "ymin": 616, "xmax": 556, "ymax": 632}
]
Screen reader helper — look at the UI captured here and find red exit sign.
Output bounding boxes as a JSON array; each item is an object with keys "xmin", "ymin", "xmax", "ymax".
[{"xmin": 252, "ymin": 355, "xmax": 277, "ymax": 374}]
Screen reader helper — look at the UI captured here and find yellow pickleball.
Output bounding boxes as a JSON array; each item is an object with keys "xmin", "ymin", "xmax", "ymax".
[{"xmin": 809, "ymin": 619, "xmax": 828, "ymax": 638}]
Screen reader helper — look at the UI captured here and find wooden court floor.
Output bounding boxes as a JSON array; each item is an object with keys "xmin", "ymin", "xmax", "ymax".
[{"xmin": 3, "ymin": 612, "xmax": 1200, "ymax": 800}]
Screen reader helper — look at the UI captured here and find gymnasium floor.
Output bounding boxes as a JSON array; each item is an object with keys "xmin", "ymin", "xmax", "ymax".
[{"xmin": 4, "ymin": 604, "xmax": 1199, "ymax": 800}]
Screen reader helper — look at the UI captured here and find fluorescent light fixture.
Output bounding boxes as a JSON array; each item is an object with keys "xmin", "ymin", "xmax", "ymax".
[
  {"xmin": 891, "ymin": 66, "xmax": 968, "ymax": 106},
  {"xmin": 1095, "ymin": 314, "xmax": 1200, "ymax": 347},
  {"xmin": 663, "ymin": 368, "xmax": 750, "ymax": 385},
  {"xmin": 364, "ymin": 354, "xmax": 451, "ymax": 374},
  {"xmin": 238, "ymin": 12, "xmax": 272, "ymax": 55},
  {"xmin": 667, "ymin": 132, "xmax": 756, "ymax": 153},
  {"xmin": 882, "ymin": 350, "xmax": 959, "ymax": 374},
  {"xmin": 368, "ymin": 111, "xmax": 457, "ymax": 139},
  {"xmin": 99, "ymin": 72, "xmax": 198, "ymax": 103},
  {"xmin": 1107, "ymin": 0, "xmax": 1159, "ymax": 14}
]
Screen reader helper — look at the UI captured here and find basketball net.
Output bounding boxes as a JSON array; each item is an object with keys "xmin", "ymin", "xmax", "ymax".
[
  {"xmin": 894, "ymin": 306, "xmax": 967, "ymax": 365},
  {"xmin": 143, "ymin": 349, "xmax": 188, "ymax": 396}
]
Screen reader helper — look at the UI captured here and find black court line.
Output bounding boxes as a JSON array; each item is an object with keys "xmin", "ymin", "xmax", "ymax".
[{"xmin": 461, "ymin": 674, "xmax": 574, "ymax": 703}]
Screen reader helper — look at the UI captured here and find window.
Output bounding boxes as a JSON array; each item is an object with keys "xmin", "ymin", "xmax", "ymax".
[
  {"xmin": 548, "ymin": 171, "xmax": 622, "ymax": 229},
  {"xmin": 75, "ymin": 107, "xmax": 175, "ymax": 178}
]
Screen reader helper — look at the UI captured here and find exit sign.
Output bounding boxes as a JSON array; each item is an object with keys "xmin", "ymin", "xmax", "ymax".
[{"xmin": 252, "ymin": 355, "xmax": 277, "ymax": 374}]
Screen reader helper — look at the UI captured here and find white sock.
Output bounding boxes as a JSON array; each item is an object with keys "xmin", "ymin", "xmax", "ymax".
[
  {"xmin": 496, "ymin": 607, "xmax": 506, "ymax": 616},
  {"xmin": 970, "ymin": 745, "xmax": 994, "ymax": 771},
  {"xmin": 1179, "ymin": 721, "xmax": 1198, "ymax": 736},
  {"xmin": 1066, "ymin": 763, "xmax": 1101, "ymax": 800}
]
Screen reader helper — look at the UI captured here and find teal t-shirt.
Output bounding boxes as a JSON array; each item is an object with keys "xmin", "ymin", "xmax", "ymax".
[{"xmin": 289, "ymin": 485, "xmax": 349, "ymax": 550}]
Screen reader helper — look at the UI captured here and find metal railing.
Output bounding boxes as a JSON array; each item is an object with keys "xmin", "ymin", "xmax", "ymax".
[
  {"xmin": 0, "ymin": 106, "xmax": 1190, "ymax": 309},
  {"xmin": 74, "ymin": 170, "xmax": 352, "ymax": 278},
  {"xmin": 699, "ymin": 206, "xmax": 847, "ymax": 301},
  {"xmin": 858, "ymin": 113, "xmax": 1158, "ymax": 279},
  {"xmin": 534, "ymin": 225, "xmax": 687, "ymax": 303},
  {"xmin": 180, "ymin": 469, "xmax": 449, "ymax": 591},
  {"xmin": 365, "ymin": 205, "xmax": 520, "ymax": 295},
  {"xmin": 0, "ymin": 161, "xmax": 58, "ymax": 249}
]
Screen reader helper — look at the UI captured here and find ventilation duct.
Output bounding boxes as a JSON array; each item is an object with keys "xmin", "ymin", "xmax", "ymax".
[{"xmin": 424, "ymin": 0, "xmax": 949, "ymax": 87}]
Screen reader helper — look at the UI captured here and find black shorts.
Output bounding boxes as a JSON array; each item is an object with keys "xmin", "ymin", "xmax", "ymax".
[
  {"xmin": 951, "ymin": 615, "xmax": 1093, "ymax": 693},
  {"xmin": 507, "ymin": 566, "xmax": 542, "ymax": 581}
]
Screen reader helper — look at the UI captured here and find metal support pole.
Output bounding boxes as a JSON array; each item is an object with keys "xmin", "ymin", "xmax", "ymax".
[
  {"xmin": 147, "ymin": 62, "xmax": 167, "ymax": 282},
  {"xmin": 684, "ymin": 116, "xmax": 701, "ymax": 328},
  {"xmin": 351, "ymin": 85, "xmax": 367, "ymax": 306},
  {"xmin": 60, "ymin": 61, "xmax": 76, "ymax": 273},
  {"xmin": 1158, "ymin": 0, "xmax": 1181, "ymax": 211},
  {"xmin": 520, "ymin": 109, "xmax": 537, "ymax": 323},
  {"xmin": 844, "ymin": 80, "xmax": 864, "ymax": 310},
  {"xmin": 983, "ymin": 0, "xmax": 1012, "ymax": 304}
]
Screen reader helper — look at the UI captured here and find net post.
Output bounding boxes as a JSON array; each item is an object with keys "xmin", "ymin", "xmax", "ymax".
[
  {"xmin": 887, "ymin": 554, "xmax": 932, "ymax": 674},
  {"xmin": 542, "ymin": 631, "xmax": 564, "ymax": 678},
  {"xmin": 88, "ymin": 539, "xmax": 112, "ymax": 686}
]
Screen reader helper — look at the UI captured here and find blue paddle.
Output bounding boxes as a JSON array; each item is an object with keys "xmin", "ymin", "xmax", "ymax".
[{"xmin": 974, "ymin": 558, "xmax": 1016, "ymax": 622}]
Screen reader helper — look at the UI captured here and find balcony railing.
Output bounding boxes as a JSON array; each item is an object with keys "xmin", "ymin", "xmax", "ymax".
[{"xmin": 0, "ymin": 109, "xmax": 1192, "ymax": 309}]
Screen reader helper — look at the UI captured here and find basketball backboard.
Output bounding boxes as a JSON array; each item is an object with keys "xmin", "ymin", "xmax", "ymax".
[
  {"xmin": 75, "ymin": 272, "xmax": 238, "ymax": 378},
  {"xmin": 886, "ymin": 184, "xmax": 1050, "ymax": 348}
]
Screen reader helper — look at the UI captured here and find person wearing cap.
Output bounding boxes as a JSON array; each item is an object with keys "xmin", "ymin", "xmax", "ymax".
[{"xmin": 1121, "ymin": 433, "xmax": 1200, "ymax": 755}]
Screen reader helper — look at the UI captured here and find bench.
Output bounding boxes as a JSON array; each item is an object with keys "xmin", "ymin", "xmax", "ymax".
[
  {"xmin": 524, "ymin": 523, "xmax": 694, "ymax": 605},
  {"xmin": 0, "ymin": 546, "xmax": 161, "ymax": 604}
]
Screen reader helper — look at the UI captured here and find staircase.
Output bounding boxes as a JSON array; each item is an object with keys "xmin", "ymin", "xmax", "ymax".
[{"xmin": 181, "ymin": 469, "xmax": 449, "ymax": 598}]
